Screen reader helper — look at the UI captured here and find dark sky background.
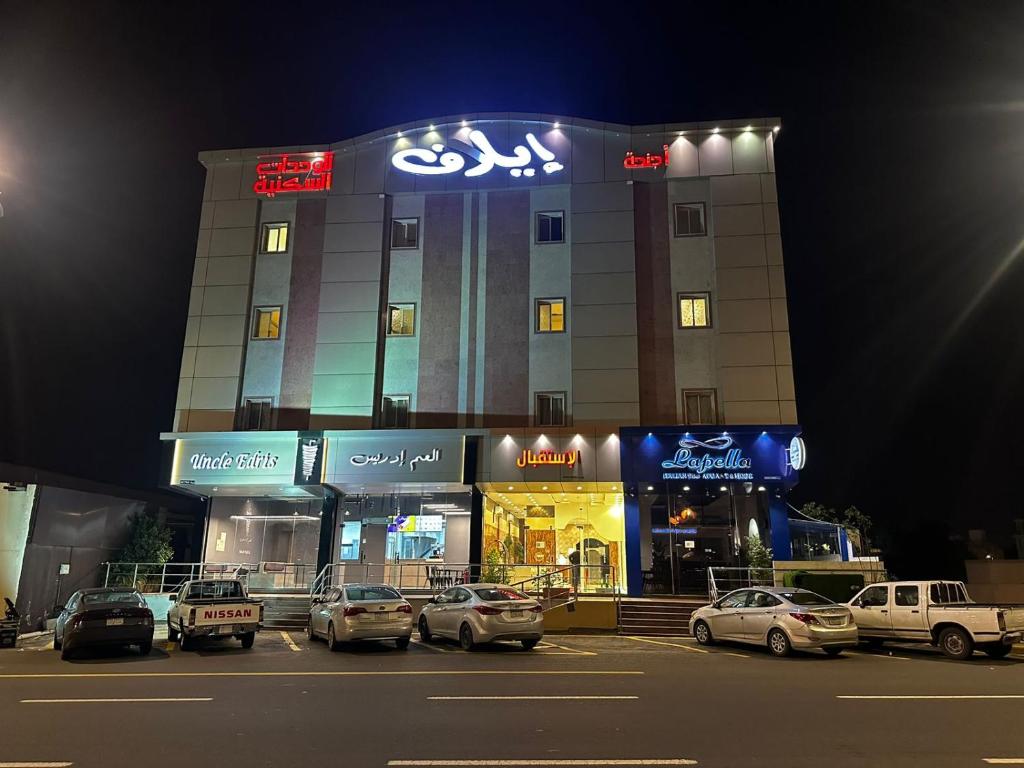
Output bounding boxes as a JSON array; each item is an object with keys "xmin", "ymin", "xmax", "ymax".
[{"xmin": 2, "ymin": 1, "xmax": 1023, "ymax": 576}]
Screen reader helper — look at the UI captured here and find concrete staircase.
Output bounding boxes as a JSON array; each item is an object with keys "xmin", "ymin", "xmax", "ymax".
[
  {"xmin": 259, "ymin": 595, "xmax": 310, "ymax": 631},
  {"xmin": 618, "ymin": 597, "xmax": 707, "ymax": 636}
]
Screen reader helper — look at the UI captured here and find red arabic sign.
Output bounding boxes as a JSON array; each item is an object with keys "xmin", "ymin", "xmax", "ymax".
[
  {"xmin": 253, "ymin": 152, "xmax": 333, "ymax": 198},
  {"xmin": 623, "ymin": 145, "xmax": 669, "ymax": 170}
]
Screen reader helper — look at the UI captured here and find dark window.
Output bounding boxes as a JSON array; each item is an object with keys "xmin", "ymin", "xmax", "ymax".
[
  {"xmin": 536, "ymin": 211, "xmax": 565, "ymax": 243},
  {"xmin": 749, "ymin": 591, "xmax": 782, "ymax": 608},
  {"xmin": 252, "ymin": 306, "xmax": 282, "ymax": 339},
  {"xmin": 678, "ymin": 293, "xmax": 711, "ymax": 328},
  {"xmin": 536, "ymin": 298, "xmax": 565, "ymax": 333},
  {"xmin": 859, "ymin": 585, "xmax": 889, "ymax": 607},
  {"xmin": 535, "ymin": 392, "xmax": 566, "ymax": 427},
  {"xmin": 682, "ymin": 389, "xmax": 717, "ymax": 424},
  {"xmin": 473, "ymin": 587, "xmax": 530, "ymax": 602},
  {"xmin": 242, "ymin": 398, "xmax": 273, "ymax": 430},
  {"xmin": 780, "ymin": 590, "xmax": 834, "ymax": 606},
  {"xmin": 894, "ymin": 585, "xmax": 919, "ymax": 606},
  {"xmin": 261, "ymin": 222, "xmax": 289, "ymax": 253},
  {"xmin": 346, "ymin": 586, "xmax": 402, "ymax": 601},
  {"xmin": 387, "ymin": 303, "xmax": 415, "ymax": 336},
  {"xmin": 381, "ymin": 395, "xmax": 410, "ymax": 429},
  {"xmin": 391, "ymin": 218, "xmax": 419, "ymax": 249},
  {"xmin": 673, "ymin": 203, "xmax": 706, "ymax": 236}
]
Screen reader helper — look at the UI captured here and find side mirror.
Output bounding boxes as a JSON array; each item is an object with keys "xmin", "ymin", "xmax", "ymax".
[
  {"xmin": 427, "ymin": 597, "xmax": 436, "ymax": 604},
  {"xmin": 168, "ymin": 594, "xmax": 178, "ymax": 602}
]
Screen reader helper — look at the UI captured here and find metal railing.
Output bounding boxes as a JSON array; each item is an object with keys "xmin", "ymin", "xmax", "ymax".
[
  {"xmin": 707, "ymin": 564, "xmax": 891, "ymax": 603},
  {"xmin": 511, "ymin": 564, "xmax": 620, "ymax": 615},
  {"xmin": 102, "ymin": 561, "xmax": 316, "ymax": 594}
]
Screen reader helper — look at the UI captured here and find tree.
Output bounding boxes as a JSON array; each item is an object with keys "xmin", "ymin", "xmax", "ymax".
[
  {"xmin": 110, "ymin": 512, "xmax": 174, "ymax": 588},
  {"xmin": 800, "ymin": 501, "xmax": 874, "ymax": 555},
  {"xmin": 742, "ymin": 533, "xmax": 774, "ymax": 583}
]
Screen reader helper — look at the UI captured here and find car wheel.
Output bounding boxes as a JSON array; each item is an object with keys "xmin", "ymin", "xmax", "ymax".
[
  {"xmin": 767, "ymin": 628, "xmax": 792, "ymax": 657},
  {"xmin": 823, "ymin": 647, "xmax": 843, "ymax": 657},
  {"xmin": 459, "ymin": 623, "xmax": 476, "ymax": 651},
  {"xmin": 396, "ymin": 636, "xmax": 410, "ymax": 650},
  {"xmin": 692, "ymin": 620, "xmax": 714, "ymax": 646},
  {"xmin": 418, "ymin": 615, "xmax": 432, "ymax": 642},
  {"xmin": 53, "ymin": 633, "xmax": 62, "ymax": 651},
  {"xmin": 167, "ymin": 622, "xmax": 179, "ymax": 642},
  {"xmin": 521, "ymin": 639, "xmax": 538, "ymax": 651},
  {"xmin": 938, "ymin": 627, "xmax": 974, "ymax": 660},
  {"xmin": 240, "ymin": 632, "xmax": 255, "ymax": 649},
  {"xmin": 179, "ymin": 623, "xmax": 192, "ymax": 652},
  {"xmin": 139, "ymin": 640, "xmax": 153, "ymax": 655},
  {"xmin": 327, "ymin": 622, "xmax": 340, "ymax": 652},
  {"xmin": 984, "ymin": 644, "xmax": 1012, "ymax": 659},
  {"xmin": 306, "ymin": 620, "xmax": 315, "ymax": 641}
]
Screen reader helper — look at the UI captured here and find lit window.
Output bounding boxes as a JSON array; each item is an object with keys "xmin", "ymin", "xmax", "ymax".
[
  {"xmin": 678, "ymin": 293, "xmax": 710, "ymax": 329},
  {"xmin": 391, "ymin": 218, "xmax": 419, "ymax": 249},
  {"xmin": 682, "ymin": 389, "xmax": 717, "ymax": 425},
  {"xmin": 536, "ymin": 211, "xmax": 564, "ymax": 243},
  {"xmin": 536, "ymin": 298, "xmax": 565, "ymax": 333},
  {"xmin": 381, "ymin": 395, "xmax": 410, "ymax": 429},
  {"xmin": 252, "ymin": 306, "xmax": 282, "ymax": 339},
  {"xmin": 387, "ymin": 303, "xmax": 415, "ymax": 336},
  {"xmin": 535, "ymin": 392, "xmax": 567, "ymax": 427},
  {"xmin": 261, "ymin": 222, "xmax": 289, "ymax": 253},
  {"xmin": 241, "ymin": 398, "xmax": 273, "ymax": 430},
  {"xmin": 673, "ymin": 203, "xmax": 706, "ymax": 237}
]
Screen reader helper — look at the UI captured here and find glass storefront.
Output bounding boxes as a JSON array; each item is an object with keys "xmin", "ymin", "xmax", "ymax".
[{"xmin": 481, "ymin": 485, "xmax": 625, "ymax": 593}]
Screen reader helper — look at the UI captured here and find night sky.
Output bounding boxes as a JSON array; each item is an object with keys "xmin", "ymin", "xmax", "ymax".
[{"xmin": 2, "ymin": 1, "xmax": 1023, "ymax": 576}]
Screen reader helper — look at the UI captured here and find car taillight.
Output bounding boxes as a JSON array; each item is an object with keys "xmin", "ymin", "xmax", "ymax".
[
  {"xmin": 344, "ymin": 606, "xmax": 367, "ymax": 617},
  {"xmin": 473, "ymin": 605, "xmax": 503, "ymax": 615},
  {"xmin": 397, "ymin": 604, "xmax": 413, "ymax": 614},
  {"xmin": 528, "ymin": 605, "xmax": 543, "ymax": 613},
  {"xmin": 67, "ymin": 615, "xmax": 84, "ymax": 629},
  {"xmin": 790, "ymin": 612, "xmax": 820, "ymax": 625},
  {"xmin": 998, "ymin": 611, "xmax": 1006, "ymax": 631},
  {"xmin": 188, "ymin": 608, "xmax": 196, "ymax": 626}
]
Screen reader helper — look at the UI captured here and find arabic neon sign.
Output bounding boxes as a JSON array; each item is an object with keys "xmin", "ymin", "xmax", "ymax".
[
  {"xmin": 515, "ymin": 449, "xmax": 579, "ymax": 469},
  {"xmin": 253, "ymin": 152, "xmax": 334, "ymax": 198},
  {"xmin": 349, "ymin": 447, "xmax": 442, "ymax": 472},
  {"xmin": 624, "ymin": 145, "xmax": 669, "ymax": 170},
  {"xmin": 391, "ymin": 130, "xmax": 564, "ymax": 178}
]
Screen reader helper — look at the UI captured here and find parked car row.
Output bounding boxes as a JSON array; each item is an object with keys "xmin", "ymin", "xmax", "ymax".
[{"xmin": 689, "ymin": 580, "xmax": 1024, "ymax": 660}]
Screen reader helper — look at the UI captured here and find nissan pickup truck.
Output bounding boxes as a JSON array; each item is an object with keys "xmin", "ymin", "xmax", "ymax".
[
  {"xmin": 166, "ymin": 579, "xmax": 263, "ymax": 650},
  {"xmin": 848, "ymin": 580, "xmax": 1024, "ymax": 659}
]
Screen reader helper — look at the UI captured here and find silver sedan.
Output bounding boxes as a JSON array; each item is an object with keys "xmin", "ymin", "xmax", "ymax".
[
  {"xmin": 418, "ymin": 583, "xmax": 544, "ymax": 650},
  {"xmin": 689, "ymin": 586, "xmax": 858, "ymax": 657},
  {"xmin": 308, "ymin": 583, "xmax": 413, "ymax": 651}
]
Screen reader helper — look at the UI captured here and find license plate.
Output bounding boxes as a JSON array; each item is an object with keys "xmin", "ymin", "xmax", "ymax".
[
  {"xmin": 373, "ymin": 612, "xmax": 389, "ymax": 621},
  {"xmin": 218, "ymin": 625, "xmax": 234, "ymax": 634},
  {"xmin": 106, "ymin": 618, "xmax": 124, "ymax": 626},
  {"xmin": 510, "ymin": 610, "xmax": 524, "ymax": 619}
]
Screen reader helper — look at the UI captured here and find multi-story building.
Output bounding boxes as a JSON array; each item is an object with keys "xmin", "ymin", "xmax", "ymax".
[{"xmin": 162, "ymin": 113, "xmax": 846, "ymax": 597}]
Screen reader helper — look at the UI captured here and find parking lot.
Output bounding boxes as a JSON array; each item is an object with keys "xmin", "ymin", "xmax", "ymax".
[{"xmin": 3, "ymin": 630, "xmax": 1024, "ymax": 767}]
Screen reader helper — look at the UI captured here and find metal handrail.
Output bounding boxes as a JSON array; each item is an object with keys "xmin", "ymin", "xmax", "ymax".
[
  {"xmin": 707, "ymin": 564, "xmax": 891, "ymax": 602},
  {"xmin": 102, "ymin": 561, "xmax": 318, "ymax": 594}
]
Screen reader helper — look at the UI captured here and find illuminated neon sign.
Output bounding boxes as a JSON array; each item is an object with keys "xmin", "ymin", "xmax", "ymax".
[
  {"xmin": 253, "ymin": 152, "xmax": 333, "ymax": 198},
  {"xmin": 391, "ymin": 130, "xmax": 564, "ymax": 178},
  {"xmin": 787, "ymin": 437, "xmax": 807, "ymax": 471},
  {"xmin": 624, "ymin": 145, "xmax": 669, "ymax": 170},
  {"xmin": 661, "ymin": 436, "xmax": 752, "ymax": 480},
  {"xmin": 515, "ymin": 449, "xmax": 579, "ymax": 469}
]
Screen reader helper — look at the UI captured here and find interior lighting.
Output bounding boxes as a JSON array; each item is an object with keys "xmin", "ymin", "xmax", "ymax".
[{"xmin": 646, "ymin": 485, "xmax": 654, "ymax": 491}]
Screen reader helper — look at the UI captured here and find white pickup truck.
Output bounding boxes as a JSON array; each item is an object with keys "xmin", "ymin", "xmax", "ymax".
[
  {"xmin": 167, "ymin": 579, "xmax": 263, "ymax": 651},
  {"xmin": 848, "ymin": 580, "xmax": 1024, "ymax": 659}
]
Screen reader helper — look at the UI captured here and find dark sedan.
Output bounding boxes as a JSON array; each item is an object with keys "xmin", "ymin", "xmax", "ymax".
[{"xmin": 54, "ymin": 588, "xmax": 154, "ymax": 659}]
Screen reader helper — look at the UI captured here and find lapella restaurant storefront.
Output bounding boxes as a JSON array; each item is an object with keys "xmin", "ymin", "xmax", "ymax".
[{"xmin": 163, "ymin": 426, "xmax": 839, "ymax": 597}]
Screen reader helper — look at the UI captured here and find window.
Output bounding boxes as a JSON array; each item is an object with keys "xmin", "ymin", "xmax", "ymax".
[
  {"xmin": 894, "ymin": 585, "xmax": 919, "ymax": 607},
  {"xmin": 859, "ymin": 585, "xmax": 889, "ymax": 607},
  {"xmin": 930, "ymin": 582, "xmax": 968, "ymax": 605},
  {"xmin": 387, "ymin": 303, "xmax": 415, "ymax": 336},
  {"xmin": 242, "ymin": 398, "xmax": 273, "ymax": 430},
  {"xmin": 261, "ymin": 222, "xmax": 289, "ymax": 253},
  {"xmin": 473, "ymin": 587, "xmax": 529, "ymax": 602},
  {"xmin": 381, "ymin": 395, "xmax": 410, "ymax": 429},
  {"xmin": 678, "ymin": 293, "xmax": 711, "ymax": 328},
  {"xmin": 536, "ymin": 298, "xmax": 566, "ymax": 333},
  {"xmin": 673, "ymin": 203, "xmax": 706, "ymax": 237},
  {"xmin": 252, "ymin": 306, "xmax": 282, "ymax": 339},
  {"xmin": 536, "ymin": 211, "xmax": 565, "ymax": 243},
  {"xmin": 749, "ymin": 591, "xmax": 782, "ymax": 608},
  {"xmin": 535, "ymin": 392, "xmax": 566, "ymax": 427},
  {"xmin": 682, "ymin": 389, "xmax": 718, "ymax": 425},
  {"xmin": 345, "ymin": 586, "xmax": 402, "ymax": 601},
  {"xmin": 391, "ymin": 218, "xmax": 419, "ymax": 249},
  {"xmin": 781, "ymin": 590, "xmax": 834, "ymax": 606},
  {"xmin": 719, "ymin": 590, "xmax": 751, "ymax": 609}
]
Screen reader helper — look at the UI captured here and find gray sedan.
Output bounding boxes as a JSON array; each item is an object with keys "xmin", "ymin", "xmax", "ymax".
[
  {"xmin": 308, "ymin": 584, "xmax": 413, "ymax": 651},
  {"xmin": 418, "ymin": 583, "xmax": 544, "ymax": 650},
  {"xmin": 689, "ymin": 586, "xmax": 858, "ymax": 657}
]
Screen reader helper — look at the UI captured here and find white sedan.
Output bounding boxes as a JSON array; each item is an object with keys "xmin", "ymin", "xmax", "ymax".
[
  {"xmin": 308, "ymin": 583, "xmax": 413, "ymax": 651},
  {"xmin": 689, "ymin": 586, "xmax": 858, "ymax": 657},
  {"xmin": 418, "ymin": 583, "xmax": 544, "ymax": 650}
]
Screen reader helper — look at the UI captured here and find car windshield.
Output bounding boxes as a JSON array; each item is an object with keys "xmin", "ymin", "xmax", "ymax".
[
  {"xmin": 780, "ymin": 590, "xmax": 834, "ymax": 606},
  {"xmin": 82, "ymin": 592, "xmax": 140, "ymax": 604},
  {"xmin": 186, "ymin": 581, "xmax": 243, "ymax": 600},
  {"xmin": 346, "ymin": 586, "xmax": 401, "ymax": 601},
  {"xmin": 474, "ymin": 587, "xmax": 529, "ymax": 602}
]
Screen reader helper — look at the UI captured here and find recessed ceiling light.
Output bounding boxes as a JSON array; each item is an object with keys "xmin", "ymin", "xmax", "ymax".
[
  {"xmin": 508, "ymin": 486, "xmax": 514, "ymax": 491},
  {"xmin": 712, "ymin": 127, "xmax": 720, "ymax": 134}
]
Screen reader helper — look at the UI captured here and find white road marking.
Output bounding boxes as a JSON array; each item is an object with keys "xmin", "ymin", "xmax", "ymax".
[
  {"xmin": 280, "ymin": 632, "xmax": 301, "ymax": 652},
  {"xmin": 839, "ymin": 695, "xmax": 1024, "ymax": 700},
  {"xmin": 846, "ymin": 650, "xmax": 911, "ymax": 661},
  {"xmin": 622, "ymin": 636, "xmax": 708, "ymax": 654},
  {"xmin": 427, "ymin": 696, "xmax": 638, "ymax": 701},
  {"xmin": 0, "ymin": 763, "xmax": 73, "ymax": 767},
  {"xmin": 984, "ymin": 760, "xmax": 1024, "ymax": 764},
  {"xmin": 537, "ymin": 641, "xmax": 596, "ymax": 656},
  {"xmin": 0, "ymin": 670, "xmax": 643, "ymax": 679},
  {"xmin": 411, "ymin": 639, "xmax": 453, "ymax": 653},
  {"xmin": 387, "ymin": 760, "xmax": 697, "ymax": 766},
  {"xmin": 21, "ymin": 697, "xmax": 213, "ymax": 704}
]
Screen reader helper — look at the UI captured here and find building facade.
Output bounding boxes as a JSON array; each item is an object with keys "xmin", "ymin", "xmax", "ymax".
[{"xmin": 164, "ymin": 113, "xmax": 844, "ymax": 597}]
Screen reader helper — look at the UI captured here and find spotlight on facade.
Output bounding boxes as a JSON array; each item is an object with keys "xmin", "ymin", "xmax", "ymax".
[
  {"xmin": 757, "ymin": 486, "xmax": 767, "ymax": 492},
  {"xmin": 461, "ymin": 120, "xmax": 468, "ymax": 127},
  {"xmin": 682, "ymin": 485, "xmax": 690, "ymax": 492},
  {"xmin": 773, "ymin": 125, "xmax": 780, "ymax": 133},
  {"xmin": 646, "ymin": 485, "xmax": 654, "ymax": 492},
  {"xmin": 553, "ymin": 121, "xmax": 560, "ymax": 128},
  {"xmin": 428, "ymin": 124, "xmax": 435, "ymax": 131},
  {"xmin": 712, "ymin": 127, "xmax": 720, "ymax": 134},
  {"xmin": 719, "ymin": 486, "xmax": 728, "ymax": 492}
]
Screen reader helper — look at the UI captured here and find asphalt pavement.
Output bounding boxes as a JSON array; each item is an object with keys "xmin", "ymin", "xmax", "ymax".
[{"xmin": 2, "ymin": 631, "xmax": 1024, "ymax": 768}]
